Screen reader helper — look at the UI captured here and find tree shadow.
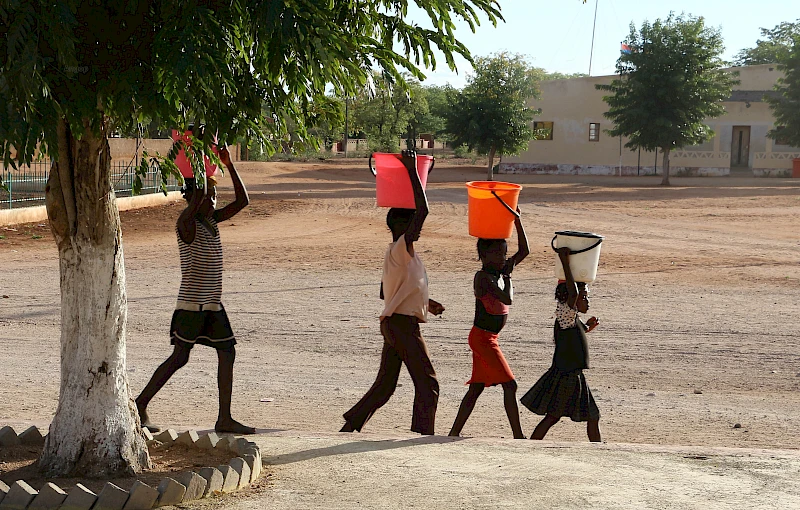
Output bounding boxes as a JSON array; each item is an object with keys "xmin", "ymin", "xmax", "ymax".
[{"xmin": 265, "ymin": 435, "xmax": 466, "ymax": 465}]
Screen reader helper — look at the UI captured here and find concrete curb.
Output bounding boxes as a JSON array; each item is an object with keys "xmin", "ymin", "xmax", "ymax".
[
  {"xmin": 0, "ymin": 192, "xmax": 182, "ymax": 227},
  {"xmin": 0, "ymin": 425, "xmax": 263, "ymax": 510}
]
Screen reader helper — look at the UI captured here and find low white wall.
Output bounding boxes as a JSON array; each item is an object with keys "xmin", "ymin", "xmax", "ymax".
[
  {"xmin": 499, "ymin": 163, "xmax": 730, "ymax": 177},
  {"xmin": 0, "ymin": 191, "xmax": 182, "ymax": 227}
]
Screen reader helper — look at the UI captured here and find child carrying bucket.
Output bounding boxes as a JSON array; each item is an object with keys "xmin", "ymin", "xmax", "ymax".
[
  {"xmin": 520, "ymin": 244, "xmax": 602, "ymax": 442},
  {"xmin": 341, "ymin": 149, "xmax": 445, "ymax": 435},
  {"xmin": 449, "ymin": 197, "xmax": 529, "ymax": 439}
]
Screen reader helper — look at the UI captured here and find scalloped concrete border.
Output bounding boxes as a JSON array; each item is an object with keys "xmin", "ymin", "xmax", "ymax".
[{"xmin": 0, "ymin": 425, "xmax": 262, "ymax": 510}]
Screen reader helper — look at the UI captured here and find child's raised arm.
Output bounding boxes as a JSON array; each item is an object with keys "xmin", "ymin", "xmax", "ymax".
[
  {"xmin": 213, "ymin": 147, "xmax": 250, "ymax": 223},
  {"xmin": 557, "ymin": 247, "xmax": 579, "ymax": 308},
  {"xmin": 402, "ymin": 150, "xmax": 429, "ymax": 254},
  {"xmin": 506, "ymin": 209, "xmax": 529, "ymax": 273}
]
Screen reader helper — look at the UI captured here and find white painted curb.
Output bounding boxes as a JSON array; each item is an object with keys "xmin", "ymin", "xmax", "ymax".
[{"xmin": 0, "ymin": 192, "xmax": 182, "ymax": 227}]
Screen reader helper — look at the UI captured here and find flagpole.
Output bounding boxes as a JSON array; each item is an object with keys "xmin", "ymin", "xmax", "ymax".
[{"xmin": 588, "ymin": 0, "xmax": 599, "ymax": 76}]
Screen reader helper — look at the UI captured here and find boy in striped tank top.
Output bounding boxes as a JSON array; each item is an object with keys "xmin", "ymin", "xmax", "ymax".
[{"xmin": 136, "ymin": 143, "xmax": 255, "ymax": 435}]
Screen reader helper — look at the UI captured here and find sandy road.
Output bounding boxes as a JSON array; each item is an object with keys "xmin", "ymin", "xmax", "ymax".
[{"xmin": 1, "ymin": 161, "xmax": 799, "ymax": 452}]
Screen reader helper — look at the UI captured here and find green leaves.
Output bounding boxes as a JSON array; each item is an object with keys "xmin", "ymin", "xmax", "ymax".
[
  {"xmin": 734, "ymin": 20, "xmax": 800, "ymax": 67},
  {"xmin": 1, "ymin": 0, "xmax": 503, "ymax": 166},
  {"xmin": 596, "ymin": 13, "xmax": 737, "ymax": 154},
  {"xmin": 350, "ymin": 73, "xmax": 430, "ymax": 152},
  {"xmin": 444, "ymin": 52, "xmax": 541, "ymax": 157},
  {"xmin": 133, "ymin": 133, "xmax": 218, "ymax": 196},
  {"xmin": 766, "ymin": 33, "xmax": 800, "ymax": 147}
]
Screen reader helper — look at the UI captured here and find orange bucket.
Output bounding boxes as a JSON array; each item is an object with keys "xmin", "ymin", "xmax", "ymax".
[
  {"xmin": 466, "ymin": 181, "xmax": 522, "ymax": 239},
  {"xmin": 370, "ymin": 153, "xmax": 434, "ymax": 208}
]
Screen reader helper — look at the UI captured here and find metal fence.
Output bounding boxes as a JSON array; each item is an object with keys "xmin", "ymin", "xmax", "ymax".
[{"xmin": 1, "ymin": 160, "xmax": 181, "ymax": 210}]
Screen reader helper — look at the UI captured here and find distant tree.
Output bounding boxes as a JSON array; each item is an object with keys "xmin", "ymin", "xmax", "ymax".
[
  {"xmin": 307, "ymin": 96, "xmax": 345, "ymax": 152},
  {"xmin": 733, "ymin": 20, "xmax": 800, "ymax": 66},
  {"xmin": 766, "ymin": 34, "xmax": 800, "ymax": 147},
  {"xmin": 0, "ymin": 0, "xmax": 501, "ymax": 477},
  {"xmin": 541, "ymin": 71, "xmax": 589, "ymax": 80},
  {"xmin": 445, "ymin": 52, "xmax": 542, "ymax": 180},
  {"xmin": 596, "ymin": 13, "xmax": 737, "ymax": 185},
  {"xmin": 414, "ymin": 85, "xmax": 452, "ymax": 141},
  {"xmin": 352, "ymin": 75, "xmax": 428, "ymax": 152}
]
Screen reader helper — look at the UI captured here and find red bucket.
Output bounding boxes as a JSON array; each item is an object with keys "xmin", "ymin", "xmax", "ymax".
[
  {"xmin": 369, "ymin": 153, "xmax": 434, "ymax": 208},
  {"xmin": 171, "ymin": 130, "xmax": 219, "ymax": 179}
]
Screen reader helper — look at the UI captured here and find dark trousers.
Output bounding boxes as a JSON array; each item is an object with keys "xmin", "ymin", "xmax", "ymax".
[{"xmin": 343, "ymin": 314, "xmax": 439, "ymax": 435}]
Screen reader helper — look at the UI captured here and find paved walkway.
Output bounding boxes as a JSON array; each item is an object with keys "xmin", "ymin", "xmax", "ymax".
[{"xmin": 211, "ymin": 430, "xmax": 800, "ymax": 509}]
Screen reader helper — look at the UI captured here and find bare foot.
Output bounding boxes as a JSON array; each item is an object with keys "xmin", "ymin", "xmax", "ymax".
[
  {"xmin": 215, "ymin": 418, "xmax": 256, "ymax": 435},
  {"xmin": 136, "ymin": 402, "xmax": 161, "ymax": 433}
]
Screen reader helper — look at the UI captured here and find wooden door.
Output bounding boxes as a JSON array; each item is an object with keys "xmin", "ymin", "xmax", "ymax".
[{"xmin": 731, "ymin": 126, "xmax": 751, "ymax": 168}]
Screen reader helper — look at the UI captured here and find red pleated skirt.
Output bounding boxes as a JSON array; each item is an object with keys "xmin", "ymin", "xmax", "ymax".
[{"xmin": 466, "ymin": 326, "xmax": 515, "ymax": 386}]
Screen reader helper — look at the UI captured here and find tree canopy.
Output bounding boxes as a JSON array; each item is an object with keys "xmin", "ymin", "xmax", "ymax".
[
  {"xmin": 444, "ymin": 52, "xmax": 541, "ymax": 179},
  {"xmin": 1, "ymin": 0, "xmax": 502, "ymax": 167},
  {"xmin": 541, "ymin": 71, "xmax": 588, "ymax": 80},
  {"xmin": 766, "ymin": 33, "xmax": 800, "ymax": 147},
  {"xmin": 0, "ymin": 0, "xmax": 503, "ymax": 477},
  {"xmin": 350, "ymin": 74, "xmax": 429, "ymax": 152},
  {"xmin": 596, "ymin": 13, "xmax": 737, "ymax": 185},
  {"xmin": 733, "ymin": 20, "xmax": 800, "ymax": 66}
]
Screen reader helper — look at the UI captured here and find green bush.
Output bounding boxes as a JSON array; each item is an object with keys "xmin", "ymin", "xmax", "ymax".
[
  {"xmin": 368, "ymin": 134, "xmax": 400, "ymax": 153},
  {"xmin": 453, "ymin": 144, "xmax": 473, "ymax": 158}
]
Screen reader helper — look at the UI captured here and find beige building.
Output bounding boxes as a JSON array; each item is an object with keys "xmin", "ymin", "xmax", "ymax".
[{"xmin": 500, "ymin": 64, "xmax": 799, "ymax": 177}]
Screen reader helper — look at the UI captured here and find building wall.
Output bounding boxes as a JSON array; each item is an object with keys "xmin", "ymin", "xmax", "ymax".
[
  {"xmin": 108, "ymin": 138, "xmax": 241, "ymax": 164},
  {"xmin": 501, "ymin": 64, "xmax": 800, "ymax": 177},
  {"xmin": 11, "ymin": 139, "xmax": 241, "ymax": 165}
]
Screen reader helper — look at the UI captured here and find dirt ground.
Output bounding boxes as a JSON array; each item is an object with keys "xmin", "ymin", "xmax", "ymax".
[{"xmin": 1, "ymin": 160, "xmax": 799, "ymax": 454}]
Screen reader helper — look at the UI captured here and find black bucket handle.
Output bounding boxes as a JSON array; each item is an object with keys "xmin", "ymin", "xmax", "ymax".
[
  {"xmin": 491, "ymin": 190, "xmax": 520, "ymax": 219},
  {"xmin": 551, "ymin": 235, "xmax": 603, "ymax": 254}
]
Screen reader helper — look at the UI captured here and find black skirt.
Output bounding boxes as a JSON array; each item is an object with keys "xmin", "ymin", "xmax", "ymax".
[{"xmin": 520, "ymin": 366, "xmax": 600, "ymax": 422}]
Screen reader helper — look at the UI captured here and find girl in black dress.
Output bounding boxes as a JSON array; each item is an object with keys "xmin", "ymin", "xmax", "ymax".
[{"xmin": 520, "ymin": 247, "xmax": 601, "ymax": 442}]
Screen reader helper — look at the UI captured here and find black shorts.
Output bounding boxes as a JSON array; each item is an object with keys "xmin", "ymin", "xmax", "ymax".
[{"xmin": 170, "ymin": 306, "xmax": 236, "ymax": 350}]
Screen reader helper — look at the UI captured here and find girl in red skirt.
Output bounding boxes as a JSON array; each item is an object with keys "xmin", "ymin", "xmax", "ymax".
[{"xmin": 449, "ymin": 209, "xmax": 529, "ymax": 438}]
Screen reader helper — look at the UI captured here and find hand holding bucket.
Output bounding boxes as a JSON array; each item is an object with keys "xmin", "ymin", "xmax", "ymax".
[{"xmin": 552, "ymin": 231, "xmax": 604, "ymax": 282}]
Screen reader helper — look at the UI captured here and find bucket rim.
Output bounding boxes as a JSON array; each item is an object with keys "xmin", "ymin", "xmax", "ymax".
[
  {"xmin": 465, "ymin": 180, "xmax": 522, "ymax": 191},
  {"xmin": 555, "ymin": 230, "xmax": 604, "ymax": 239}
]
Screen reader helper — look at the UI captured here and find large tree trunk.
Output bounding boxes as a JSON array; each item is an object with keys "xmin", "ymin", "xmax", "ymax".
[
  {"xmin": 661, "ymin": 148, "xmax": 671, "ymax": 186},
  {"xmin": 39, "ymin": 118, "xmax": 150, "ymax": 477},
  {"xmin": 486, "ymin": 145, "xmax": 497, "ymax": 181}
]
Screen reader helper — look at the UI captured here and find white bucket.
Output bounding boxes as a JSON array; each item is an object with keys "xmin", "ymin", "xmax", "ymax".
[{"xmin": 553, "ymin": 231, "xmax": 604, "ymax": 283}]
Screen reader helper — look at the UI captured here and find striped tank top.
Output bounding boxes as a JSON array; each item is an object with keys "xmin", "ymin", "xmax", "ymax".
[{"xmin": 176, "ymin": 217, "xmax": 224, "ymax": 311}]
